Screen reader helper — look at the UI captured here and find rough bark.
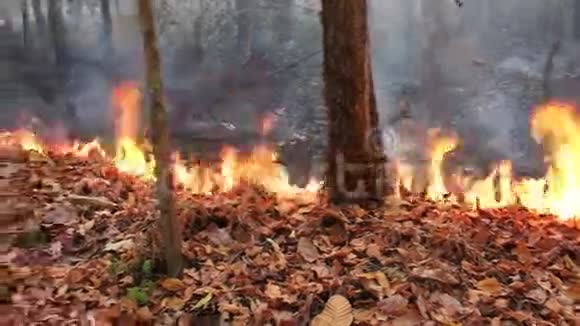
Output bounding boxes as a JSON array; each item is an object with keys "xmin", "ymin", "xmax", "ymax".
[
  {"xmin": 100, "ymin": 0, "xmax": 114, "ymax": 57},
  {"xmin": 321, "ymin": 0, "xmax": 389, "ymax": 205},
  {"xmin": 137, "ymin": 0, "xmax": 183, "ymax": 277}
]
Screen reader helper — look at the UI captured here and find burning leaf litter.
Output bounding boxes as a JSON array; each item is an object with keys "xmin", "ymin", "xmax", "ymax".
[{"xmin": 1, "ymin": 144, "xmax": 579, "ymax": 325}]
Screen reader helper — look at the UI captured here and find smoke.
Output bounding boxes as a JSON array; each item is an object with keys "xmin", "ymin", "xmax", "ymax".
[{"xmin": 2, "ymin": 0, "xmax": 580, "ymax": 181}]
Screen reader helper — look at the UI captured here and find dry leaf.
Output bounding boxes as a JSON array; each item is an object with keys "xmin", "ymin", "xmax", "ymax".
[
  {"xmin": 311, "ymin": 295, "xmax": 353, "ymax": 326},
  {"xmin": 136, "ymin": 306, "xmax": 153, "ymax": 322},
  {"xmin": 378, "ymin": 294, "xmax": 409, "ymax": 316},
  {"xmin": 160, "ymin": 278, "xmax": 185, "ymax": 292},
  {"xmin": 358, "ymin": 272, "xmax": 390, "ymax": 300},
  {"xmin": 162, "ymin": 297, "xmax": 185, "ymax": 311},
  {"xmin": 297, "ymin": 237, "xmax": 319, "ymax": 262},
  {"xmin": 476, "ymin": 278, "xmax": 503, "ymax": 295}
]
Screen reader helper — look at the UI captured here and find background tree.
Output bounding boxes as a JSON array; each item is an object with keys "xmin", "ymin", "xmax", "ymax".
[
  {"xmin": 137, "ymin": 0, "xmax": 183, "ymax": 276},
  {"xmin": 321, "ymin": 0, "xmax": 389, "ymax": 205}
]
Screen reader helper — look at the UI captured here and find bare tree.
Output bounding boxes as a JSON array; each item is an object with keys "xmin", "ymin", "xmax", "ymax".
[
  {"xmin": 137, "ymin": 0, "xmax": 183, "ymax": 277},
  {"xmin": 321, "ymin": 0, "xmax": 389, "ymax": 205}
]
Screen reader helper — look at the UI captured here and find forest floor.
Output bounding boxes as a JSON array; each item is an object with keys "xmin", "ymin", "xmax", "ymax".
[{"xmin": 1, "ymin": 146, "xmax": 579, "ymax": 326}]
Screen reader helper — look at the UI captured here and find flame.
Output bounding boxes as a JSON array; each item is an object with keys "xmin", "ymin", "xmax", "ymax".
[
  {"xmin": 426, "ymin": 129, "xmax": 458, "ymax": 200},
  {"xmin": 111, "ymin": 82, "xmax": 155, "ymax": 179},
  {"xmin": 411, "ymin": 101, "xmax": 580, "ymax": 223},
  {"xmin": 6, "ymin": 83, "xmax": 578, "ymax": 223},
  {"xmin": 525, "ymin": 102, "xmax": 580, "ymax": 219}
]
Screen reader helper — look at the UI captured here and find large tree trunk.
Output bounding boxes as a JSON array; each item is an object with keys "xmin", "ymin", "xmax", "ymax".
[
  {"xmin": 137, "ymin": 0, "xmax": 183, "ymax": 277},
  {"xmin": 321, "ymin": 0, "xmax": 389, "ymax": 205}
]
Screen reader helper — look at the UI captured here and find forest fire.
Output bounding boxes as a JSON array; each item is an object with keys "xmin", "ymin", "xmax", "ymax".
[
  {"xmin": 1, "ymin": 82, "xmax": 320, "ymax": 199},
  {"xmin": 414, "ymin": 101, "xmax": 580, "ymax": 224},
  {"xmin": 2, "ymin": 81, "xmax": 580, "ymax": 224}
]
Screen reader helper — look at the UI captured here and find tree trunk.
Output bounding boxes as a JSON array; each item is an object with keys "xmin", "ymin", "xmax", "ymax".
[
  {"xmin": 235, "ymin": 0, "xmax": 254, "ymax": 58},
  {"xmin": 47, "ymin": 0, "xmax": 67, "ymax": 67},
  {"xmin": 575, "ymin": 0, "xmax": 580, "ymax": 40},
  {"xmin": 273, "ymin": 0, "xmax": 294, "ymax": 47},
  {"xmin": 321, "ymin": 0, "xmax": 389, "ymax": 205},
  {"xmin": 137, "ymin": 0, "xmax": 183, "ymax": 277},
  {"xmin": 21, "ymin": 0, "xmax": 30, "ymax": 48},
  {"xmin": 100, "ymin": 0, "xmax": 114, "ymax": 57},
  {"xmin": 31, "ymin": 0, "xmax": 46, "ymax": 37}
]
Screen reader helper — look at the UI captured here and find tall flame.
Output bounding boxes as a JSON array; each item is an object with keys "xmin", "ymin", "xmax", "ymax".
[{"xmin": 426, "ymin": 129, "xmax": 458, "ymax": 200}]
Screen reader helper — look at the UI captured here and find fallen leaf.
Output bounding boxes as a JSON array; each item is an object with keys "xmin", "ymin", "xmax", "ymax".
[
  {"xmin": 311, "ymin": 295, "xmax": 353, "ymax": 326},
  {"xmin": 525, "ymin": 288, "xmax": 547, "ymax": 304},
  {"xmin": 476, "ymin": 277, "xmax": 503, "ymax": 295},
  {"xmin": 104, "ymin": 239, "xmax": 134, "ymax": 253},
  {"xmin": 136, "ymin": 306, "xmax": 153, "ymax": 322},
  {"xmin": 378, "ymin": 294, "xmax": 409, "ymax": 316},
  {"xmin": 297, "ymin": 237, "xmax": 319, "ymax": 262},
  {"xmin": 411, "ymin": 267, "xmax": 460, "ymax": 285},
  {"xmin": 358, "ymin": 271, "xmax": 391, "ymax": 300},
  {"xmin": 162, "ymin": 297, "xmax": 185, "ymax": 311},
  {"xmin": 67, "ymin": 194, "xmax": 116, "ymax": 209},
  {"xmin": 192, "ymin": 291, "xmax": 213, "ymax": 310},
  {"xmin": 160, "ymin": 278, "xmax": 185, "ymax": 292},
  {"xmin": 41, "ymin": 206, "xmax": 77, "ymax": 226}
]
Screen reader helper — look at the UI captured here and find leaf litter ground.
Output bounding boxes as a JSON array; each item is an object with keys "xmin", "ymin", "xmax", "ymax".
[{"xmin": 1, "ymin": 147, "xmax": 579, "ymax": 325}]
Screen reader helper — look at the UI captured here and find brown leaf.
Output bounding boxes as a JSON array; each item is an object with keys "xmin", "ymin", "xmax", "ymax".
[
  {"xmin": 544, "ymin": 297, "xmax": 562, "ymax": 313},
  {"xmin": 513, "ymin": 242, "xmax": 533, "ymax": 265},
  {"xmin": 352, "ymin": 309, "xmax": 375, "ymax": 323},
  {"xmin": 160, "ymin": 278, "xmax": 185, "ymax": 292},
  {"xmin": 358, "ymin": 272, "xmax": 391, "ymax": 300},
  {"xmin": 411, "ymin": 267, "xmax": 460, "ymax": 285},
  {"xmin": 524, "ymin": 288, "xmax": 547, "ymax": 304},
  {"xmin": 476, "ymin": 278, "xmax": 503, "ymax": 295},
  {"xmin": 365, "ymin": 243, "xmax": 382, "ymax": 259},
  {"xmin": 378, "ymin": 294, "xmax": 409, "ymax": 316},
  {"xmin": 297, "ymin": 237, "xmax": 319, "ymax": 262},
  {"xmin": 162, "ymin": 297, "xmax": 185, "ymax": 311},
  {"xmin": 41, "ymin": 206, "xmax": 78, "ymax": 226},
  {"xmin": 136, "ymin": 307, "xmax": 153, "ymax": 322},
  {"xmin": 67, "ymin": 194, "xmax": 117, "ymax": 209},
  {"xmin": 311, "ymin": 295, "xmax": 353, "ymax": 326}
]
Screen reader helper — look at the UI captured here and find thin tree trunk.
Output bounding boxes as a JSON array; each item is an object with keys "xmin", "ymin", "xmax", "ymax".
[
  {"xmin": 137, "ymin": 0, "xmax": 183, "ymax": 277},
  {"xmin": 575, "ymin": 0, "xmax": 580, "ymax": 40},
  {"xmin": 100, "ymin": 0, "xmax": 114, "ymax": 57},
  {"xmin": 47, "ymin": 0, "xmax": 67, "ymax": 67},
  {"xmin": 321, "ymin": 0, "xmax": 389, "ymax": 205},
  {"xmin": 21, "ymin": 0, "xmax": 30, "ymax": 48},
  {"xmin": 235, "ymin": 0, "xmax": 254, "ymax": 58},
  {"xmin": 32, "ymin": 0, "xmax": 46, "ymax": 37},
  {"xmin": 273, "ymin": 0, "xmax": 293, "ymax": 47}
]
